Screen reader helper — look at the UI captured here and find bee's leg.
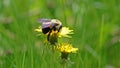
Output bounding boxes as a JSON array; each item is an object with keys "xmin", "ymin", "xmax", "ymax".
[
  {"xmin": 53, "ymin": 26, "xmax": 56, "ymax": 31},
  {"xmin": 58, "ymin": 25, "xmax": 62, "ymax": 32},
  {"xmin": 47, "ymin": 30, "xmax": 52, "ymax": 41},
  {"xmin": 47, "ymin": 32, "xmax": 50, "ymax": 41}
]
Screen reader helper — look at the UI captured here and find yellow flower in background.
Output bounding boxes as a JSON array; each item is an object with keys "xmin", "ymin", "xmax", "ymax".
[
  {"xmin": 55, "ymin": 43, "xmax": 78, "ymax": 59},
  {"xmin": 55, "ymin": 43, "xmax": 78, "ymax": 53}
]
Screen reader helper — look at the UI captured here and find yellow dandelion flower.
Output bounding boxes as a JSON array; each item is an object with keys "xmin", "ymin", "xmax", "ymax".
[
  {"xmin": 34, "ymin": 26, "xmax": 73, "ymax": 38},
  {"xmin": 55, "ymin": 43, "xmax": 78, "ymax": 53},
  {"xmin": 55, "ymin": 43, "xmax": 78, "ymax": 59},
  {"xmin": 34, "ymin": 26, "xmax": 74, "ymax": 45}
]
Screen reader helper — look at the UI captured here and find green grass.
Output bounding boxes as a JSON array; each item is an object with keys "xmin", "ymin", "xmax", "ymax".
[{"xmin": 0, "ymin": 0, "xmax": 120, "ymax": 68}]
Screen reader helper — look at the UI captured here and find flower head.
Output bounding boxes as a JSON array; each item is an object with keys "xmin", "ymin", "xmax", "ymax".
[
  {"xmin": 55, "ymin": 43, "xmax": 78, "ymax": 53},
  {"xmin": 55, "ymin": 43, "xmax": 78, "ymax": 59},
  {"xmin": 34, "ymin": 26, "xmax": 73, "ymax": 38}
]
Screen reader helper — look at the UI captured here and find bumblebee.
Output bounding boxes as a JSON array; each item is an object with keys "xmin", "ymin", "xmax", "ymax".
[{"xmin": 38, "ymin": 19, "xmax": 62, "ymax": 42}]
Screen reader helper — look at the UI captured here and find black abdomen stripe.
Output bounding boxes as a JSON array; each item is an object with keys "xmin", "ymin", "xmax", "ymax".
[{"xmin": 42, "ymin": 27, "xmax": 50, "ymax": 34}]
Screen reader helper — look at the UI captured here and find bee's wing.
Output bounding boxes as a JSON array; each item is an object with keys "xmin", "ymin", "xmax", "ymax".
[
  {"xmin": 42, "ymin": 22, "xmax": 53, "ymax": 28},
  {"xmin": 38, "ymin": 19, "xmax": 51, "ymax": 23},
  {"xmin": 38, "ymin": 19, "xmax": 54, "ymax": 28}
]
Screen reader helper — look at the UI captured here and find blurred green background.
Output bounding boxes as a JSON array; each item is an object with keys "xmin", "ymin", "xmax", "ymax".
[{"xmin": 0, "ymin": 0, "xmax": 120, "ymax": 68}]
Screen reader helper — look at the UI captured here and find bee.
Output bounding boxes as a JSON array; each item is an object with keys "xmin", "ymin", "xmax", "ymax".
[{"xmin": 38, "ymin": 19, "xmax": 62, "ymax": 41}]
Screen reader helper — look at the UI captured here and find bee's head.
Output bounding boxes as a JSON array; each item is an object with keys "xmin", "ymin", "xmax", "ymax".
[{"xmin": 51, "ymin": 19, "xmax": 62, "ymax": 31}]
